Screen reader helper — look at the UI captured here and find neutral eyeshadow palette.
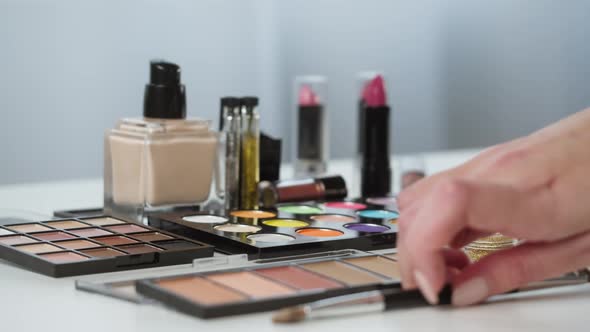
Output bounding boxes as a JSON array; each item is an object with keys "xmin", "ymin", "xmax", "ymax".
[
  {"xmin": 0, "ymin": 216, "xmax": 214, "ymax": 277},
  {"xmin": 149, "ymin": 199, "xmax": 399, "ymax": 259},
  {"xmin": 135, "ymin": 250, "xmax": 400, "ymax": 318}
]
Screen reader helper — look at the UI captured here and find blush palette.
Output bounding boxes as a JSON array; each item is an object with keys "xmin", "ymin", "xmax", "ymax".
[
  {"xmin": 149, "ymin": 200, "xmax": 399, "ymax": 259},
  {"xmin": 0, "ymin": 216, "xmax": 214, "ymax": 277},
  {"xmin": 135, "ymin": 251, "xmax": 400, "ymax": 319}
]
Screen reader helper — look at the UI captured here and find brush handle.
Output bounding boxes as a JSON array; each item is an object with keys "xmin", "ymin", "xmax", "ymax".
[{"xmin": 384, "ymin": 285, "xmax": 452, "ymax": 310}]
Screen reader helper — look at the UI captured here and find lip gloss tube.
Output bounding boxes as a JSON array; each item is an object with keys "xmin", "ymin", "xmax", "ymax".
[
  {"xmin": 293, "ymin": 76, "xmax": 328, "ymax": 177},
  {"xmin": 258, "ymin": 175, "xmax": 347, "ymax": 207},
  {"xmin": 217, "ymin": 97, "xmax": 242, "ymax": 211},
  {"xmin": 239, "ymin": 97, "xmax": 260, "ymax": 210}
]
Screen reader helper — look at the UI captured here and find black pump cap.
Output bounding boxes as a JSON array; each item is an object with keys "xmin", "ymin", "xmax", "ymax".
[
  {"xmin": 143, "ymin": 61, "xmax": 186, "ymax": 119},
  {"xmin": 240, "ymin": 96, "xmax": 259, "ymax": 108},
  {"xmin": 319, "ymin": 175, "xmax": 348, "ymax": 199}
]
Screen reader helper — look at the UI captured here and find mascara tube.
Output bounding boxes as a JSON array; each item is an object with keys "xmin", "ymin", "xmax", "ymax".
[{"xmin": 239, "ymin": 97, "xmax": 260, "ymax": 210}]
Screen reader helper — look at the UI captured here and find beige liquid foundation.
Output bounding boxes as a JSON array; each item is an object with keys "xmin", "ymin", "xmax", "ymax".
[{"xmin": 104, "ymin": 61, "xmax": 218, "ymax": 223}]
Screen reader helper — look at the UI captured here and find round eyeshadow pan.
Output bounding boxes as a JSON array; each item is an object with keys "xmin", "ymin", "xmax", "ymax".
[
  {"xmin": 278, "ymin": 205, "xmax": 323, "ymax": 215},
  {"xmin": 310, "ymin": 214, "xmax": 356, "ymax": 223},
  {"xmin": 68, "ymin": 228, "xmax": 114, "ymax": 238},
  {"xmin": 230, "ymin": 210, "xmax": 276, "ymax": 219},
  {"xmin": 296, "ymin": 228, "xmax": 344, "ymax": 238},
  {"xmin": 357, "ymin": 210, "xmax": 399, "ymax": 220},
  {"xmin": 183, "ymin": 215, "xmax": 228, "ymax": 224},
  {"xmin": 33, "ymin": 231, "xmax": 76, "ymax": 241},
  {"xmin": 0, "ymin": 235, "xmax": 39, "ymax": 245},
  {"xmin": 94, "ymin": 235, "xmax": 138, "ymax": 246},
  {"xmin": 324, "ymin": 202, "xmax": 367, "ymax": 210},
  {"xmin": 44, "ymin": 220, "xmax": 88, "ymax": 230},
  {"xmin": 366, "ymin": 196, "xmax": 397, "ymax": 206},
  {"xmin": 15, "ymin": 243, "xmax": 63, "ymax": 254},
  {"xmin": 247, "ymin": 233, "xmax": 296, "ymax": 243},
  {"xmin": 105, "ymin": 224, "xmax": 149, "ymax": 234},
  {"xmin": 40, "ymin": 251, "xmax": 90, "ymax": 263},
  {"xmin": 54, "ymin": 239, "xmax": 101, "ymax": 250},
  {"xmin": 344, "ymin": 223, "xmax": 390, "ymax": 233},
  {"xmin": 131, "ymin": 232, "xmax": 174, "ymax": 242},
  {"xmin": 6, "ymin": 223, "xmax": 53, "ymax": 233},
  {"xmin": 214, "ymin": 224, "xmax": 262, "ymax": 233},
  {"xmin": 262, "ymin": 219, "xmax": 309, "ymax": 228}
]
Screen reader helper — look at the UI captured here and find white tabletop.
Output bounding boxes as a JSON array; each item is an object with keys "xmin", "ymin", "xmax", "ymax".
[{"xmin": 1, "ymin": 149, "xmax": 588, "ymax": 332}]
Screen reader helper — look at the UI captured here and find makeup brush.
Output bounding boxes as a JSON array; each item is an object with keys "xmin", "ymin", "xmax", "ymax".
[{"xmin": 273, "ymin": 285, "xmax": 452, "ymax": 324}]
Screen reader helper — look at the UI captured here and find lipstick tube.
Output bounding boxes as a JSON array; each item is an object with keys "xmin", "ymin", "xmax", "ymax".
[
  {"xmin": 293, "ymin": 76, "xmax": 328, "ymax": 177},
  {"xmin": 258, "ymin": 175, "xmax": 347, "ymax": 207}
]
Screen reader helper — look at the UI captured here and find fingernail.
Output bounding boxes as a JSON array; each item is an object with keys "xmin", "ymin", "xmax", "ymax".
[
  {"xmin": 452, "ymin": 277, "xmax": 488, "ymax": 306},
  {"xmin": 414, "ymin": 270, "xmax": 439, "ymax": 305}
]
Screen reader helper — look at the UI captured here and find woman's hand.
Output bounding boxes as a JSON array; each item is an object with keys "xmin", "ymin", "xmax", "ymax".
[{"xmin": 397, "ymin": 108, "xmax": 590, "ymax": 306}]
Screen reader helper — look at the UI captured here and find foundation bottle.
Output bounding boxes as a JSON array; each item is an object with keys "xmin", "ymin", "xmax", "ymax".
[{"xmin": 104, "ymin": 61, "xmax": 218, "ymax": 223}]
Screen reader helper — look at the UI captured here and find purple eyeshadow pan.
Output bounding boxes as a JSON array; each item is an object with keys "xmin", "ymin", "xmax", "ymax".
[{"xmin": 344, "ymin": 223, "xmax": 390, "ymax": 233}]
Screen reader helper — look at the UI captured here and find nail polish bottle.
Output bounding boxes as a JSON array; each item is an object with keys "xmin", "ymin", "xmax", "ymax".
[{"xmin": 104, "ymin": 61, "xmax": 218, "ymax": 223}]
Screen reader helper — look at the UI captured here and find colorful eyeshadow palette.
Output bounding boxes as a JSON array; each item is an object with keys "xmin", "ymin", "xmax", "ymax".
[
  {"xmin": 149, "ymin": 200, "xmax": 399, "ymax": 259},
  {"xmin": 135, "ymin": 250, "xmax": 400, "ymax": 318},
  {"xmin": 0, "ymin": 216, "xmax": 214, "ymax": 277}
]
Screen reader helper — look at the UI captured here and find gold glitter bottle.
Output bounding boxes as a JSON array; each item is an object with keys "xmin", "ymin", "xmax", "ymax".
[
  {"xmin": 463, "ymin": 233, "xmax": 517, "ymax": 262},
  {"xmin": 239, "ymin": 97, "xmax": 260, "ymax": 210}
]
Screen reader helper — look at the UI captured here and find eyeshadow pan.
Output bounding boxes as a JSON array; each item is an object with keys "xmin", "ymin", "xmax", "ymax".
[
  {"xmin": 310, "ymin": 214, "xmax": 356, "ymax": 223},
  {"xmin": 118, "ymin": 244, "xmax": 163, "ymax": 254},
  {"xmin": 230, "ymin": 210, "xmax": 276, "ymax": 219},
  {"xmin": 105, "ymin": 224, "xmax": 149, "ymax": 234},
  {"xmin": 15, "ymin": 243, "xmax": 62, "ymax": 254},
  {"xmin": 344, "ymin": 256, "xmax": 400, "ymax": 279},
  {"xmin": 40, "ymin": 251, "xmax": 89, "ymax": 263},
  {"xmin": 296, "ymin": 228, "xmax": 344, "ymax": 237},
  {"xmin": 262, "ymin": 219, "xmax": 309, "ymax": 228},
  {"xmin": 247, "ymin": 233, "xmax": 295, "ymax": 243},
  {"xmin": 366, "ymin": 197, "xmax": 397, "ymax": 206},
  {"xmin": 278, "ymin": 205, "xmax": 323, "ymax": 215},
  {"xmin": 32, "ymin": 231, "xmax": 76, "ymax": 241},
  {"xmin": 154, "ymin": 240, "xmax": 200, "ymax": 250},
  {"xmin": 301, "ymin": 261, "xmax": 385, "ymax": 286},
  {"xmin": 383, "ymin": 253, "xmax": 397, "ymax": 260},
  {"xmin": 82, "ymin": 217, "xmax": 125, "ymax": 226},
  {"xmin": 357, "ymin": 210, "xmax": 399, "ymax": 220},
  {"xmin": 6, "ymin": 223, "xmax": 53, "ymax": 233},
  {"xmin": 324, "ymin": 202, "xmax": 367, "ymax": 210},
  {"xmin": 80, "ymin": 247, "xmax": 126, "ymax": 258},
  {"xmin": 55, "ymin": 239, "xmax": 101, "ymax": 250},
  {"xmin": 68, "ymin": 228, "xmax": 113, "ymax": 238},
  {"xmin": 182, "ymin": 215, "xmax": 228, "ymax": 224},
  {"xmin": 0, "ymin": 228, "xmax": 15, "ymax": 236},
  {"xmin": 131, "ymin": 232, "xmax": 173, "ymax": 242},
  {"xmin": 344, "ymin": 223, "xmax": 390, "ymax": 233},
  {"xmin": 158, "ymin": 276, "xmax": 247, "ymax": 305},
  {"xmin": 44, "ymin": 220, "xmax": 89, "ymax": 229},
  {"xmin": 214, "ymin": 224, "xmax": 261, "ymax": 233},
  {"xmin": 256, "ymin": 266, "xmax": 343, "ymax": 290},
  {"xmin": 0, "ymin": 235, "xmax": 39, "ymax": 246},
  {"xmin": 207, "ymin": 271, "xmax": 295, "ymax": 299},
  {"xmin": 94, "ymin": 235, "xmax": 138, "ymax": 246}
]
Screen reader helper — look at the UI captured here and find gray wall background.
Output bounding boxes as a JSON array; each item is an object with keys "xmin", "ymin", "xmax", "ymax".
[{"xmin": 1, "ymin": 0, "xmax": 589, "ymax": 185}]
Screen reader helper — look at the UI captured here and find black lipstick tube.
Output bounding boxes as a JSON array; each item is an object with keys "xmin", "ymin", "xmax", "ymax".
[{"xmin": 361, "ymin": 106, "xmax": 391, "ymax": 197}]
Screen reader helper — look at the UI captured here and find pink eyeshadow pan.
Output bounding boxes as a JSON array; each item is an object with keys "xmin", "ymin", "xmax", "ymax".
[
  {"xmin": 40, "ymin": 251, "xmax": 90, "ymax": 263},
  {"xmin": 6, "ymin": 223, "xmax": 53, "ymax": 233},
  {"xmin": 105, "ymin": 224, "xmax": 149, "ymax": 234},
  {"xmin": 0, "ymin": 235, "xmax": 39, "ymax": 245},
  {"xmin": 33, "ymin": 231, "xmax": 77, "ymax": 241},
  {"xmin": 68, "ymin": 228, "xmax": 113, "ymax": 237}
]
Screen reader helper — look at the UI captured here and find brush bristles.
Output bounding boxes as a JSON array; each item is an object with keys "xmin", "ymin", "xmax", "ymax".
[{"xmin": 272, "ymin": 306, "xmax": 307, "ymax": 324}]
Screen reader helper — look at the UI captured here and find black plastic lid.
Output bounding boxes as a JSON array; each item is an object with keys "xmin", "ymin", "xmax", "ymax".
[
  {"xmin": 318, "ymin": 175, "xmax": 348, "ymax": 199},
  {"xmin": 143, "ymin": 61, "xmax": 186, "ymax": 119},
  {"xmin": 260, "ymin": 132, "xmax": 282, "ymax": 182},
  {"xmin": 240, "ymin": 96, "xmax": 259, "ymax": 108}
]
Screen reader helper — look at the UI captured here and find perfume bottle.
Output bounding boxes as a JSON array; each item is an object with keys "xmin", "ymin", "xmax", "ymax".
[{"xmin": 104, "ymin": 61, "xmax": 218, "ymax": 223}]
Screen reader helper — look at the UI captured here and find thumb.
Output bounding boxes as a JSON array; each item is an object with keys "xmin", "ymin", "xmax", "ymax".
[{"xmin": 452, "ymin": 231, "xmax": 590, "ymax": 306}]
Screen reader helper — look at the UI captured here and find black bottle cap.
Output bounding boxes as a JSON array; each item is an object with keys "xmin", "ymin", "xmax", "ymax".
[
  {"xmin": 219, "ymin": 97, "xmax": 240, "ymax": 130},
  {"xmin": 260, "ymin": 132, "xmax": 282, "ymax": 182},
  {"xmin": 143, "ymin": 61, "xmax": 186, "ymax": 119},
  {"xmin": 319, "ymin": 175, "xmax": 348, "ymax": 199},
  {"xmin": 240, "ymin": 96, "xmax": 259, "ymax": 108}
]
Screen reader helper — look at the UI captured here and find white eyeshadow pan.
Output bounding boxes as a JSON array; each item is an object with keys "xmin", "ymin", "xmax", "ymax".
[
  {"xmin": 183, "ymin": 215, "xmax": 228, "ymax": 224},
  {"xmin": 0, "ymin": 228, "xmax": 15, "ymax": 236}
]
